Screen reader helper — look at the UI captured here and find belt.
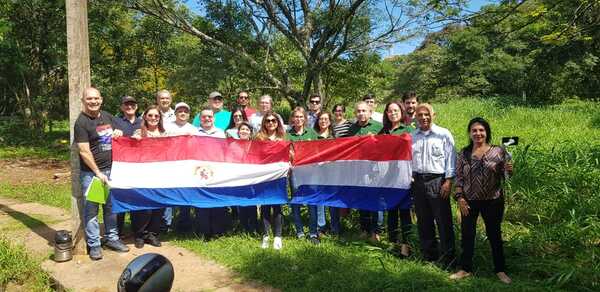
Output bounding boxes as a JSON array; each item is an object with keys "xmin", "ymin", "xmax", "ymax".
[{"xmin": 413, "ymin": 173, "xmax": 444, "ymax": 180}]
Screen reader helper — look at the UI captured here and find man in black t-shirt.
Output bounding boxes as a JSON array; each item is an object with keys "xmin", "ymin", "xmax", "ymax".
[{"xmin": 74, "ymin": 87, "xmax": 129, "ymax": 260}]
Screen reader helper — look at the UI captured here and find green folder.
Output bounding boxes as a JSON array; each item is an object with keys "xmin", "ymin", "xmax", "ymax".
[{"xmin": 85, "ymin": 177, "xmax": 110, "ymax": 204}]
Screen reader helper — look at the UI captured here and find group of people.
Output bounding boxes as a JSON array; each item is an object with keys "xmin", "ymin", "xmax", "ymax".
[{"xmin": 75, "ymin": 86, "xmax": 514, "ymax": 284}]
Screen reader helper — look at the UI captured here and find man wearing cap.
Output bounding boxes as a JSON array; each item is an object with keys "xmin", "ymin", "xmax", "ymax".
[
  {"xmin": 74, "ymin": 87, "xmax": 129, "ymax": 260},
  {"xmin": 165, "ymin": 102, "xmax": 198, "ymax": 136},
  {"xmin": 195, "ymin": 107, "xmax": 229, "ymax": 238},
  {"xmin": 160, "ymin": 101, "xmax": 198, "ymax": 232},
  {"xmin": 114, "ymin": 96, "xmax": 142, "ymax": 137},
  {"xmin": 156, "ymin": 90, "xmax": 176, "ymax": 124},
  {"xmin": 112, "ymin": 95, "xmax": 142, "ymax": 238},
  {"xmin": 193, "ymin": 91, "xmax": 230, "ymax": 131},
  {"xmin": 236, "ymin": 90, "xmax": 256, "ymax": 118}
]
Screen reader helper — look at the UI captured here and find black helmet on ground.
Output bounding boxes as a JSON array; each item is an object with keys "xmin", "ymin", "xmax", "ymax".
[{"xmin": 117, "ymin": 253, "xmax": 174, "ymax": 292}]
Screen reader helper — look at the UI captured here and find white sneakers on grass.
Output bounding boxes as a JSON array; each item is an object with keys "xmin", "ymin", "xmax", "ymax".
[
  {"xmin": 261, "ymin": 236, "xmax": 283, "ymax": 250},
  {"xmin": 261, "ymin": 236, "xmax": 269, "ymax": 249},
  {"xmin": 273, "ymin": 236, "xmax": 282, "ymax": 250}
]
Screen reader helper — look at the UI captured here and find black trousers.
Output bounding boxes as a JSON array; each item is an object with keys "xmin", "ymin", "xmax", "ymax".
[
  {"xmin": 260, "ymin": 205, "xmax": 282, "ymax": 237},
  {"xmin": 131, "ymin": 209, "xmax": 162, "ymax": 239},
  {"xmin": 117, "ymin": 212, "xmax": 126, "ymax": 236},
  {"xmin": 459, "ymin": 197, "xmax": 506, "ymax": 273},
  {"xmin": 387, "ymin": 208, "xmax": 412, "ymax": 244},
  {"xmin": 413, "ymin": 174, "xmax": 455, "ymax": 263},
  {"xmin": 238, "ymin": 206, "xmax": 258, "ymax": 233},
  {"xmin": 359, "ymin": 210, "xmax": 382, "ymax": 234},
  {"xmin": 195, "ymin": 207, "xmax": 231, "ymax": 238}
]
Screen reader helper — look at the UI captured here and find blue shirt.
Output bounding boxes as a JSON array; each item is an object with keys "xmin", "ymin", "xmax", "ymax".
[{"xmin": 113, "ymin": 115, "xmax": 142, "ymax": 137}]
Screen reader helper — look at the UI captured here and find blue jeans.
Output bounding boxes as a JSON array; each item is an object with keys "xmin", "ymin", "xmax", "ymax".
[
  {"xmin": 81, "ymin": 170, "xmax": 119, "ymax": 247},
  {"xmin": 291, "ymin": 204, "xmax": 318, "ymax": 237},
  {"xmin": 163, "ymin": 207, "xmax": 173, "ymax": 226},
  {"xmin": 317, "ymin": 205, "xmax": 326, "ymax": 229}
]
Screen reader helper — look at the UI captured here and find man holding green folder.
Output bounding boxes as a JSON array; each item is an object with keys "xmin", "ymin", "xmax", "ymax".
[{"xmin": 74, "ymin": 87, "xmax": 129, "ymax": 260}]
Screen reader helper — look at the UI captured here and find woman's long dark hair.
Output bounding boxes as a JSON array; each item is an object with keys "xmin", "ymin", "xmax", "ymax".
[
  {"xmin": 381, "ymin": 100, "xmax": 404, "ymax": 134},
  {"xmin": 462, "ymin": 117, "xmax": 492, "ymax": 155},
  {"xmin": 226, "ymin": 107, "xmax": 248, "ymax": 130}
]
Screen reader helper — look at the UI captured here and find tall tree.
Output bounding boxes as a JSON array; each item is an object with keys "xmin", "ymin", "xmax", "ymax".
[{"xmin": 124, "ymin": 0, "xmax": 461, "ymax": 104}]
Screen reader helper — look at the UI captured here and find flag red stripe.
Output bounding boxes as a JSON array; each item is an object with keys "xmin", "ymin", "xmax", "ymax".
[
  {"xmin": 292, "ymin": 134, "xmax": 412, "ymax": 166},
  {"xmin": 112, "ymin": 136, "xmax": 291, "ymax": 164}
]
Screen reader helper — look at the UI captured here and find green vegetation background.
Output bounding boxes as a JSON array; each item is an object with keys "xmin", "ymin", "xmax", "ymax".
[{"xmin": 1, "ymin": 98, "xmax": 599, "ymax": 291}]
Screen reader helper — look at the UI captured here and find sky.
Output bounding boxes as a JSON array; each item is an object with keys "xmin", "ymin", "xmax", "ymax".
[{"xmin": 385, "ymin": 0, "xmax": 494, "ymax": 56}]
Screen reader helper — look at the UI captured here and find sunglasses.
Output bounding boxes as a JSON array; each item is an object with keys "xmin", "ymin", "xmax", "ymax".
[
  {"xmin": 265, "ymin": 118, "xmax": 278, "ymax": 124},
  {"xmin": 146, "ymin": 114, "xmax": 160, "ymax": 118},
  {"xmin": 238, "ymin": 96, "xmax": 249, "ymax": 99},
  {"xmin": 309, "ymin": 100, "xmax": 320, "ymax": 104}
]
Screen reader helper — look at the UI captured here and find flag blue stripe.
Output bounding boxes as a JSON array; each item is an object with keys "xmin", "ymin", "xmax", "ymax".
[
  {"xmin": 110, "ymin": 177, "xmax": 288, "ymax": 212},
  {"xmin": 291, "ymin": 185, "xmax": 412, "ymax": 211}
]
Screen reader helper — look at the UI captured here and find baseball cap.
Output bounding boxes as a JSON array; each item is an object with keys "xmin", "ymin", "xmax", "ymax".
[
  {"xmin": 174, "ymin": 102, "xmax": 190, "ymax": 111},
  {"xmin": 121, "ymin": 96, "xmax": 137, "ymax": 104},
  {"xmin": 208, "ymin": 91, "xmax": 222, "ymax": 99}
]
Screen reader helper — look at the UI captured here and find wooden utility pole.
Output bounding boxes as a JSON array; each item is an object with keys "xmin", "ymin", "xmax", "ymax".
[{"xmin": 66, "ymin": 0, "xmax": 91, "ymax": 255}]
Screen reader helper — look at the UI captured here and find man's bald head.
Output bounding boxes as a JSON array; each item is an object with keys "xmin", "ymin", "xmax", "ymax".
[{"xmin": 82, "ymin": 87, "xmax": 103, "ymax": 116}]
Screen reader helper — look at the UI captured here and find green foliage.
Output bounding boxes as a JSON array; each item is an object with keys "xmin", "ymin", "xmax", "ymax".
[
  {"xmin": 393, "ymin": 1, "xmax": 600, "ymax": 103},
  {"xmin": 0, "ymin": 237, "xmax": 52, "ymax": 291}
]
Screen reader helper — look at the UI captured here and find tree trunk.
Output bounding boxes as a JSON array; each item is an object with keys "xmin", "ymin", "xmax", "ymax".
[{"xmin": 66, "ymin": 0, "xmax": 91, "ymax": 256}]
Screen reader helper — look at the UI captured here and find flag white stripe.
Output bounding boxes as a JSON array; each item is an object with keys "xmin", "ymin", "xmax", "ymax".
[
  {"xmin": 110, "ymin": 160, "xmax": 290, "ymax": 189},
  {"xmin": 291, "ymin": 160, "xmax": 412, "ymax": 189}
]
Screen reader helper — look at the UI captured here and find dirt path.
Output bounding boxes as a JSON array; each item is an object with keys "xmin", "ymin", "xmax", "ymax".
[{"xmin": 0, "ymin": 159, "xmax": 275, "ymax": 292}]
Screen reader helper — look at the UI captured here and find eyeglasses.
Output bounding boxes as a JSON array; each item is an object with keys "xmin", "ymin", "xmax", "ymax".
[
  {"xmin": 309, "ymin": 100, "xmax": 320, "ymax": 104},
  {"xmin": 265, "ymin": 118, "xmax": 278, "ymax": 124}
]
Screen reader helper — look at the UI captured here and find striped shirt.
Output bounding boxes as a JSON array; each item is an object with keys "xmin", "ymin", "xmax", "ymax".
[{"xmin": 332, "ymin": 120, "xmax": 353, "ymax": 137}]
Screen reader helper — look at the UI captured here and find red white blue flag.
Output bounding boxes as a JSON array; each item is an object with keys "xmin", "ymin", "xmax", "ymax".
[
  {"xmin": 291, "ymin": 135, "xmax": 413, "ymax": 211},
  {"xmin": 109, "ymin": 136, "xmax": 291, "ymax": 212}
]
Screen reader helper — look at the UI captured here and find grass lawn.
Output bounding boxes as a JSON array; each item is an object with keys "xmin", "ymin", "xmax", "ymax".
[
  {"xmin": 0, "ymin": 98, "xmax": 598, "ymax": 291},
  {"xmin": 0, "ymin": 237, "xmax": 52, "ymax": 292}
]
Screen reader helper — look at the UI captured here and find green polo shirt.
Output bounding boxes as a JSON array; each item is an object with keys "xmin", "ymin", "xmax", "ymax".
[
  {"xmin": 348, "ymin": 119, "xmax": 383, "ymax": 136},
  {"xmin": 286, "ymin": 127, "xmax": 319, "ymax": 141},
  {"xmin": 387, "ymin": 124, "xmax": 415, "ymax": 135}
]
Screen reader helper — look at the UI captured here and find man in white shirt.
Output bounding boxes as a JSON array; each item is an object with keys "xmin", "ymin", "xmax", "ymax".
[
  {"xmin": 195, "ymin": 107, "xmax": 229, "ymax": 238},
  {"xmin": 165, "ymin": 102, "xmax": 198, "ymax": 136},
  {"xmin": 156, "ymin": 90, "xmax": 176, "ymax": 124},
  {"xmin": 163, "ymin": 102, "xmax": 198, "ymax": 232},
  {"xmin": 411, "ymin": 103, "xmax": 457, "ymax": 267}
]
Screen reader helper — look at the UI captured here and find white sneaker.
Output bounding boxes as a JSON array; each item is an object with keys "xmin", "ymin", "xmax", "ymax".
[
  {"xmin": 273, "ymin": 236, "xmax": 283, "ymax": 250},
  {"xmin": 261, "ymin": 236, "xmax": 270, "ymax": 249}
]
